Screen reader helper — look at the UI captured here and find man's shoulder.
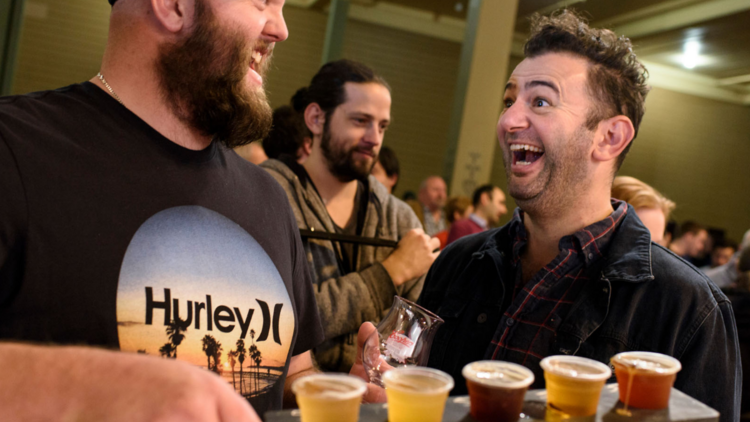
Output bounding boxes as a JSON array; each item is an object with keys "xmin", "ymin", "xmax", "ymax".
[
  {"xmin": 426, "ymin": 229, "xmax": 500, "ymax": 281},
  {"xmin": 649, "ymin": 243, "xmax": 726, "ymax": 305}
]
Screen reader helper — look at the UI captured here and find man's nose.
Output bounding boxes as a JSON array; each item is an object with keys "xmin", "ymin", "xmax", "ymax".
[
  {"xmin": 263, "ymin": 7, "xmax": 289, "ymax": 42},
  {"xmin": 498, "ymin": 102, "xmax": 529, "ymax": 137}
]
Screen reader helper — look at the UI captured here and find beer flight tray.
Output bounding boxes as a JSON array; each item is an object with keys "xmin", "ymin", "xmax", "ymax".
[{"xmin": 265, "ymin": 384, "xmax": 719, "ymax": 422}]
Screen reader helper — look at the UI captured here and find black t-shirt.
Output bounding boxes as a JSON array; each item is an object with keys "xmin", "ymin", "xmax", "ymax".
[
  {"xmin": 332, "ymin": 181, "xmax": 366, "ymax": 274},
  {"xmin": 0, "ymin": 82, "xmax": 324, "ymax": 416}
]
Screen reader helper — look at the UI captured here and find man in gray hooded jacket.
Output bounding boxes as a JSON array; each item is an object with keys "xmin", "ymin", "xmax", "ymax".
[{"xmin": 262, "ymin": 60, "xmax": 440, "ymax": 372}]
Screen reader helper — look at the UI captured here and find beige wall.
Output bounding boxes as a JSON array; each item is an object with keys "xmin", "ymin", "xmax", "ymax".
[
  {"xmin": 12, "ymin": 0, "xmax": 110, "ymax": 95},
  {"xmin": 621, "ymin": 87, "xmax": 750, "ymax": 241}
]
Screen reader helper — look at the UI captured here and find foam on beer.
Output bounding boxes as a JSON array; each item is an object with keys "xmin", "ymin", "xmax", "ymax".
[
  {"xmin": 383, "ymin": 367, "xmax": 454, "ymax": 394},
  {"xmin": 462, "ymin": 361, "xmax": 534, "ymax": 389},
  {"xmin": 611, "ymin": 352, "xmax": 681, "ymax": 375},
  {"xmin": 540, "ymin": 356, "xmax": 611, "ymax": 380},
  {"xmin": 292, "ymin": 375, "xmax": 367, "ymax": 401}
]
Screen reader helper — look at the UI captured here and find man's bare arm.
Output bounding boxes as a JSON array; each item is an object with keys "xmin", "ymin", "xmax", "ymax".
[
  {"xmin": 283, "ymin": 351, "xmax": 318, "ymax": 408},
  {"xmin": 0, "ymin": 343, "xmax": 260, "ymax": 422}
]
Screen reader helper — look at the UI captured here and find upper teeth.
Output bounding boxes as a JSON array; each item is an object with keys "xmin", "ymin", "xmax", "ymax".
[
  {"xmin": 252, "ymin": 51, "xmax": 263, "ymax": 65},
  {"xmin": 510, "ymin": 144, "xmax": 543, "ymax": 153}
]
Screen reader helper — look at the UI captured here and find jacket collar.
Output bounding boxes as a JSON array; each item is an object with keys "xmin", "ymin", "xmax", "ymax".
[{"xmin": 476, "ymin": 203, "xmax": 655, "ymax": 283}]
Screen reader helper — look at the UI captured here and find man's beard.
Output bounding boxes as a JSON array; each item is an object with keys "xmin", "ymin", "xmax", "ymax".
[
  {"xmin": 156, "ymin": 0, "xmax": 273, "ymax": 148},
  {"xmin": 502, "ymin": 126, "xmax": 592, "ymax": 216},
  {"xmin": 320, "ymin": 124, "xmax": 377, "ymax": 183}
]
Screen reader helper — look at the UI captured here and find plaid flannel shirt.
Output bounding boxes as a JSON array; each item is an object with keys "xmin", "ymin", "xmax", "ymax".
[{"xmin": 487, "ymin": 200, "xmax": 628, "ymax": 366}]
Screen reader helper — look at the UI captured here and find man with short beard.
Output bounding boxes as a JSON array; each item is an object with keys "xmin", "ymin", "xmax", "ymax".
[
  {"xmin": 0, "ymin": 0, "xmax": 324, "ymax": 421},
  {"xmin": 262, "ymin": 60, "xmax": 439, "ymax": 373},
  {"xmin": 351, "ymin": 10, "xmax": 740, "ymax": 419}
]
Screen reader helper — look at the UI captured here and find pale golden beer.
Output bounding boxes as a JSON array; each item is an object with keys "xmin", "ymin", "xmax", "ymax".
[
  {"xmin": 540, "ymin": 356, "xmax": 611, "ymax": 417},
  {"xmin": 383, "ymin": 367, "xmax": 454, "ymax": 422},
  {"xmin": 291, "ymin": 374, "xmax": 367, "ymax": 422}
]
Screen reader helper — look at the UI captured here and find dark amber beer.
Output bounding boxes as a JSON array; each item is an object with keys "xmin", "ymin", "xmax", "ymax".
[{"xmin": 462, "ymin": 361, "xmax": 535, "ymax": 422}]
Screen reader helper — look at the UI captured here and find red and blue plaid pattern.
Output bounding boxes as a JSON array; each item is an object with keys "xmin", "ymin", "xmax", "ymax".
[{"xmin": 486, "ymin": 200, "xmax": 628, "ymax": 366}]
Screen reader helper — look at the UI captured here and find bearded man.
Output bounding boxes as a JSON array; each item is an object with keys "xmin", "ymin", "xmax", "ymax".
[
  {"xmin": 262, "ymin": 60, "xmax": 439, "ymax": 373},
  {"xmin": 351, "ymin": 10, "xmax": 740, "ymax": 420},
  {"xmin": 0, "ymin": 0, "xmax": 325, "ymax": 420}
]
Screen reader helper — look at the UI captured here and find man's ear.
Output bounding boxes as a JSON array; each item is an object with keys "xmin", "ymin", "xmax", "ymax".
[
  {"xmin": 304, "ymin": 103, "xmax": 325, "ymax": 136},
  {"xmin": 592, "ymin": 115, "xmax": 635, "ymax": 164},
  {"xmin": 480, "ymin": 192, "xmax": 491, "ymax": 207},
  {"xmin": 151, "ymin": 0, "xmax": 188, "ymax": 33}
]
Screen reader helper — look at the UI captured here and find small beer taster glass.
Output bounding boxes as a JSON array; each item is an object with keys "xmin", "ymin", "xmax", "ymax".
[
  {"xmin": 611, "ymin": 351, "xmax": 681, "ymax": 413},
  {"xmin": 382, "ymin": 366, "xmax": 454, "ymax": 422},
  {"xmin": 462, "ymin": 360, "xmax": 535, "ymax": 422},
  {"xmin": 540, "ymin": 355, "xmax": 612, "ymax": 417},
  {"xmin": 292, "ymin": 374, "xmax": 367, "ymax": 422}
]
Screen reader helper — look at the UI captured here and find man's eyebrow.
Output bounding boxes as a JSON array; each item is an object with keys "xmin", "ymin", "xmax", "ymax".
[
  {"xmin": 526, "ymin": 80, "xmax": 559, "ymax": 94},
  {"xmin": 504, "ymin": 81, "xmax": 516, "ymax": 92},
  {"xmin": 348, "ymin": 111, "xmax": 390, "ymax": 124}
]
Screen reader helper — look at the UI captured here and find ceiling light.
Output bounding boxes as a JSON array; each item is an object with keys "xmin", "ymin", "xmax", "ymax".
[{"xmin": 682, "ymin": 40, "xmax": 701, "ymax": 69}]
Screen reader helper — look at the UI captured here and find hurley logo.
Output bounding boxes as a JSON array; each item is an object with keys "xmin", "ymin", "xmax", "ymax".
[{"xmin": 144, "ymin": 287, "xmax": 284, "ymax": 345}]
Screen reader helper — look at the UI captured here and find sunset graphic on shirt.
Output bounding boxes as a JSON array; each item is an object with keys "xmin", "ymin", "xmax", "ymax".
[{"xmin": 116, "ymin": 206, "xmax": 295, "ymax": 404}]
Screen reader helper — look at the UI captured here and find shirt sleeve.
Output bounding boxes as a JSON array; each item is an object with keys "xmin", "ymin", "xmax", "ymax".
[
  {"xmin": 288, "ymin": 211, "xmax": 324, "ymax": 356},
  {"xmin": 0, "ymin": 133, "xmax": 28, "ymax": 302}
]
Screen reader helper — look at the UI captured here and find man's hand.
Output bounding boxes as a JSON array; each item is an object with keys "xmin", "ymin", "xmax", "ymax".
[
  {"xmin": 0, "ymin": 343, "xmax": 260, "ymax": 422},
  {"xmin": 382, "ymin": 228, "xmax": 440, "ymax": 286},
  {"xmin": 349, "ymin": 322, "xmax": 387, "ymax": 404}
]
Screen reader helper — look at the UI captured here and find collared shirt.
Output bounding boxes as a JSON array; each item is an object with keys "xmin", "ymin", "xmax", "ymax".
[
  {"xmin": 422, "ymin": 205, "xmax": 447, "ymax": 237},
  {"xmin": 486, "ymin": 200, "xmax": 628, "ymax": 366},
  {"xmin": 468, "ymin": 213, "xmax": 489, "ymax": 230}
]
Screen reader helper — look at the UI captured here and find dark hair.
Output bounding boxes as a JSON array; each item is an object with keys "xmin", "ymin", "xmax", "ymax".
[
  {"xmin": 262, "ymin": 105, "xmax": 309, "ymax": 160},
  {"xmin": 524, "ymin": 10, "xmax": 650, "ymax": 170},
  {"xmin": 472, "ymin": 184, "xmax": 497, "ymax": 207},
  {"xmin": 292, "ymin": 59, "xmax": 390, "ymax": 126},
  {"xmin": 377, "ymin": 146, "xmax": 400, "ymax": 191},
  {"xmin": 677, "ymin": 220, "xmax": 706, "ymax": 238},
  {"xmin": 714, "ymin": 237, "xmax": 739, "ymax": 252}
]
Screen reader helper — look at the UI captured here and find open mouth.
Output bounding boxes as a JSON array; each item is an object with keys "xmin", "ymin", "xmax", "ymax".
[
  {"xmin": 250, "ymin": 50, "xmax": 264, "ymax": 73},
  {"xmin": 510, "ymin": 143, "xmax": 544, "ymax": 166}
]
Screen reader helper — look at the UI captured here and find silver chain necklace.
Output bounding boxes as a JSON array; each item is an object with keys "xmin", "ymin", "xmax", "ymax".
[{"xmin": 96, "ymin": 72, "xmax": 124, "ymax": 105}]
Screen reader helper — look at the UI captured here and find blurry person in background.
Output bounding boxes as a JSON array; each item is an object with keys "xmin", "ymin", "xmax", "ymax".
[
  {"xmin": 706, "ymin": 230, "xmax": 750, "ymax": 288},
  {"xmin": 236, "ymin": 141, "xmax": 268, "ymax": 164},
  {"xmin": 262, "ymin": 104, "xmax": 312, "ymax": 163},
  {"xmin": 434, "ymin": 195, "xmax": 473, "ymax": 249},
  {"xmin": 669, "ymin": 220, "xmax": 710, "ymax": 265},
  {"xmin": 371, "ymin": 146, "xmax": 400, "ymax": 194},
  {"xmin": 262, "ymin": 60, "xmax": 438, "ymax": 372},
  {"xmin": 705, "ymin": 238, "xmax": 738, "ymax": 270},
  {"xmin": 446, "ymin": 184, "xmax": 507, "ymax": 246},
  {"xmin": 611, "ymin": 176, "xmax": 675, "ymax": 245},
  {"xmin": 663, "ymin": 220, "xmax": 677, "ymax": 247},
  {"xmin": 408, "ymin": 176, "xmax": 448, "ymax": 236}
]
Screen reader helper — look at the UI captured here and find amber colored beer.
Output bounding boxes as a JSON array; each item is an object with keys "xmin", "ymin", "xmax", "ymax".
[
  {"xmin": 462, "ymin": 361, "xmax": 535, "ymax": 422},
  {"xmin": 292, "ymin": 374, "xmax": 367, "ymax": 422},
  {"xmin": 540, "ymin": 356, "xmax": 612, "ymax": 417},
  {"xmin": 611, "ymin": 352, "xmax": 681, "ymax": 410},
  {"xmin": 383, "ymin": 367, "xmax": 454, "ymax": 422}
]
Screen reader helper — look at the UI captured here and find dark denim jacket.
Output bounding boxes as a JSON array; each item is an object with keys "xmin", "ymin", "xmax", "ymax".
[{"xmin": 419, "ymin": 206, "xmax": 741, "ymax": 422}]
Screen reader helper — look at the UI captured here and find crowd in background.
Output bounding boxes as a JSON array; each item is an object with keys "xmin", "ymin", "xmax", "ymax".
[{"xmin": 247, "ymin": 96, "xmax": 750, "ymax": 295}]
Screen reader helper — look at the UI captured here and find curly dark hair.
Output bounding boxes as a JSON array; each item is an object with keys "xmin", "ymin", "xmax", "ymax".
[{"xmin": 524, "ymin": 10, "xmax": 650, "ymax": 170}]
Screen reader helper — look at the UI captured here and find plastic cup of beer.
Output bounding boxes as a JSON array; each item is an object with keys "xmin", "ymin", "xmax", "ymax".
[
  {"xmin": 291, "ymin": 374, "xmax": 367, "ymax": 422},
  {"xmin": 611, "ymin": 351, "xmax": 681, "ymax": 409},
  {"xmin": 462, "ymin": 360, "xmax": 535, "ymax": 422},
  {"xmin": 540, "ymin": 355, "xmax": 612, "ymax": 417},
  {"xmin": 382, "ymin": 366, "xmax": 454, "ymax": 422}
]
